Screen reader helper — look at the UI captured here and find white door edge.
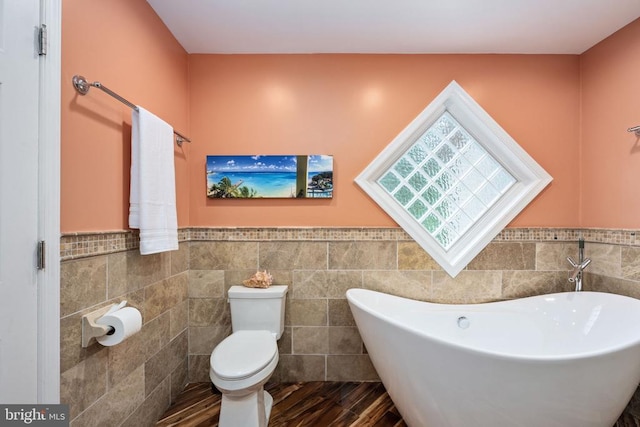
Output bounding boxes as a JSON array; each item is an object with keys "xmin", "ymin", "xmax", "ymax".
[{"xmin": 37, "ymin": 0, "xmax": 61, "ymax": 404}]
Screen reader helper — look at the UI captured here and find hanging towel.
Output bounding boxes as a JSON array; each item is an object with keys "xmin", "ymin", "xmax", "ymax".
[{"xmin": 129, "ymin": 106, "xmax": 179, "ymax": 255}]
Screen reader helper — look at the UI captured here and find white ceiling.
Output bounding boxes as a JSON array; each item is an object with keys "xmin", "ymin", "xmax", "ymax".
[{"xmin": 146, "ymin": 0, "xmax": 640, "ymax": 54}]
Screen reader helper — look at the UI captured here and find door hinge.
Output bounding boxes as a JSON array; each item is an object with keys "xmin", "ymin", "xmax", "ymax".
[
  {"xmin": 38, "ymin": 24, "xmax": 47, "ymax": 56},
  {"xmin": 37, "ymin": 241, "xmax": 46, "ymax": 270}
]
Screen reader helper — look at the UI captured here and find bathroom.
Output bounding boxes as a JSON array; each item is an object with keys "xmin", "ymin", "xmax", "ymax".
[{"xmin": 10, "ymin": 0, "xmax": 640, "ymax": 425}]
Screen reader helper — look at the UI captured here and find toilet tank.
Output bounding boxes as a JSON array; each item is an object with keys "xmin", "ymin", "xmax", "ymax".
[{"xmin": 227, "ymin": 285, "xmax": 288, "ymax": 339}]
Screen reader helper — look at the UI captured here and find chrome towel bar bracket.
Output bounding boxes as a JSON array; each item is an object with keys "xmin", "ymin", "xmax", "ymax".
[{"xmin": 627, "ymin": 125, "xmax": 640, "ymax": 137}]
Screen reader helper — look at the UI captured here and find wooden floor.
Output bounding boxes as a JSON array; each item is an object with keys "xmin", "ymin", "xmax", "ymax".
[
  {"xmin": 157, "ymin": 381, "xmax": 640, "ymax": 427},
  {"xmin": 156, "ymin": 382, "xmax": 406, "ymax": 427}
]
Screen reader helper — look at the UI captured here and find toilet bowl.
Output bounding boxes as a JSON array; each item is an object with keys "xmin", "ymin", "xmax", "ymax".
[
  {"xmin": 210, "ymin": 331, "xmax": 279, "ymax": 427},
  {"xmin": 209, "ymin": 285, "xmax": 288, "ymax": 427}
]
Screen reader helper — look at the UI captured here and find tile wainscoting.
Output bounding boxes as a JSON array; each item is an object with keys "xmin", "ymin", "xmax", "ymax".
[
  {"xmin": 60, "ymin": 241, "xmax": 190, "ymax": 427},
  {"xmin": 60, "ymin": 227, "xmax": 640, "ymax": 426}
]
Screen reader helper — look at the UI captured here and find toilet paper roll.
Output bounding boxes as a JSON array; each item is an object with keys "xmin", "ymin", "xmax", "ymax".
[{"xmin": 96, "ymin": 306, "xmax": 142, "ymax": 346}]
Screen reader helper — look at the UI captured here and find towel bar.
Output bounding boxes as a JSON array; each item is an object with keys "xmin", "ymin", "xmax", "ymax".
[{"xmin": 72, "ymin": 75, "xmax": 191, "ymax": 146}]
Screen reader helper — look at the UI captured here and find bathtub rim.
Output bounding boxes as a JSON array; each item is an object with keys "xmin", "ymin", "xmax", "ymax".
[{"xmin": 346, "ymin": 288, "xmax": 640, "ymax": 362}]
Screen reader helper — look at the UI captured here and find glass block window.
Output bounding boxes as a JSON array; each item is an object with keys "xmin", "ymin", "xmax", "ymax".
[
  {"xmin": 378, "ymin": 112, "xmax": 515, "ymax": 250},
  {"xmin": 355, "ymin": 81, "xmax": 552, "ymax": 277}
]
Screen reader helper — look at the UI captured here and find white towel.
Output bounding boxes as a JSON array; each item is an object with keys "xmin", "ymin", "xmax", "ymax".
[{"xmin": 129, "ymin": 106, "xmax": 179, "ymax": 255}]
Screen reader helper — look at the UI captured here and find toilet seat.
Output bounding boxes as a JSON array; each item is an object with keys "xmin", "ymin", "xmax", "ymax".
[{"xmin": 211, "ymin": 330, "xmax": 278, "ymax": 381}]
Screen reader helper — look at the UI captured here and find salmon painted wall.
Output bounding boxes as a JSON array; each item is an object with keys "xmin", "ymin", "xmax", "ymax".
[
  {"xmin": 61, "ymin": 0, "xmax": 189, "ymax": 232},
  {"xmin": 580, "ymin": 18, "xmax": 640, "ymax": 228},
  {"xmin": 189, "ymin": 54, "xmax": 580, "ymax": 227}
]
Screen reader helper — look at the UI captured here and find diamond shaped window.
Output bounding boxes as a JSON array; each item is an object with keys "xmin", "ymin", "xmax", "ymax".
[{"xmin": 355, "ymin": 81, "xmax": 552, "ymax": 277}]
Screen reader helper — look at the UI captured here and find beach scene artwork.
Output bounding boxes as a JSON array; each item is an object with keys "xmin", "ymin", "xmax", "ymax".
[{"xmin": 206, "ymin": 155, "xmax": 333, "ymax": 198}]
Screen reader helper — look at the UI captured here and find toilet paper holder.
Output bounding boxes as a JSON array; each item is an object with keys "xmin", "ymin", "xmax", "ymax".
[{"xmin": 81, "ymin": 301, "xmax": 126, "ymax": 347}]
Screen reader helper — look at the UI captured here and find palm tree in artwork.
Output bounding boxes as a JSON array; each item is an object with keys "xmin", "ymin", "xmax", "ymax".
[
  {"xmin": 238, "ymin": 185, "xmax": 258, "ymax": 198},
  {"xmin": 210, "ymin": 176, "xmax": 259, "ymax": 198},
  {"xmin": 217, "ymin": 176, "xmax": 240, "ymax": 198}
]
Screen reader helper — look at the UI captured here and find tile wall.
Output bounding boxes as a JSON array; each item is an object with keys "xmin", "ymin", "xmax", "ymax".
[
  {"xmin": 60, "ymin": 237, "xmax": 190, "ymax": 427},
  {"xmin": 60, "ymin": 227, "xmax": 640, "ymax": 425}
]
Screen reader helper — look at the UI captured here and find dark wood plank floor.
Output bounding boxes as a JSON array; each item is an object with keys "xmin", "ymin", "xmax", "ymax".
[
  {"xmin": 156, "ymin": 382, "xmax": 406, "ymax": 427},
  {"xmin": 157, "ymin": 381, "xmax": 640, "ymax": 427}
]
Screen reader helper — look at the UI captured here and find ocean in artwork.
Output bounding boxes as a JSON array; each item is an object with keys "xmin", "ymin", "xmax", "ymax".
[{"xmin": 207, "ymin": 171, "xmax": 297, "ymax": 197}]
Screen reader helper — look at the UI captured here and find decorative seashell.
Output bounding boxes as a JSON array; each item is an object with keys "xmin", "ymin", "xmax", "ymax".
[{"xmin": 242, "ymin": 270, "xmax": 273, "ymax": 288}]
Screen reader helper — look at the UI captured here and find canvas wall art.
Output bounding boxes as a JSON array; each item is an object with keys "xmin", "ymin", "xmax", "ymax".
[{"xmin": 206, "ymin": 155, "xmax": 333, "ymax": 198}]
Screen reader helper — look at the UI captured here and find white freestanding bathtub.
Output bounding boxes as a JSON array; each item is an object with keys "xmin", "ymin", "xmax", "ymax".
[{"xmin": 346, "ymin": 289, "xmax": 640, "ymax": 427}]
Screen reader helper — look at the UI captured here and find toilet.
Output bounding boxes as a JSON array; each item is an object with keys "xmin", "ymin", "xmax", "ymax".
[{"xmin": 210, "ymin": 285, "xmax": 288, "ymax": 427}]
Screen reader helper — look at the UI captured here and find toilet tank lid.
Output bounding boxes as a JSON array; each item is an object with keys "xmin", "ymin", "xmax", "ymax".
[{"xmin": 228, "ymin": 285, "xmax": 288, "ymax": 299}]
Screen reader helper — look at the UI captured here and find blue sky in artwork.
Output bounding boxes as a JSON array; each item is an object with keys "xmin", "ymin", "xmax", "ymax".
[
  {"xmin": 308, "ymin": 155, "xmax": 333, "ymax": 172},
  {"xmin": 207, "ymin": 155, "xmax": 332, "ymax": 173}
]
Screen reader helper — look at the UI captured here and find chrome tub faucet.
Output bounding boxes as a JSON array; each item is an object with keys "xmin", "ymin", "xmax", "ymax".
[{"xmin": 567, "ymin": 238, "xmax": 591, "ymax": 292}]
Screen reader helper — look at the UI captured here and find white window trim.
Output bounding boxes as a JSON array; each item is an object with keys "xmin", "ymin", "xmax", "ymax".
[{"xmin": 355, "ymin": 81, "xmax": 552, "ymax": 277}]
